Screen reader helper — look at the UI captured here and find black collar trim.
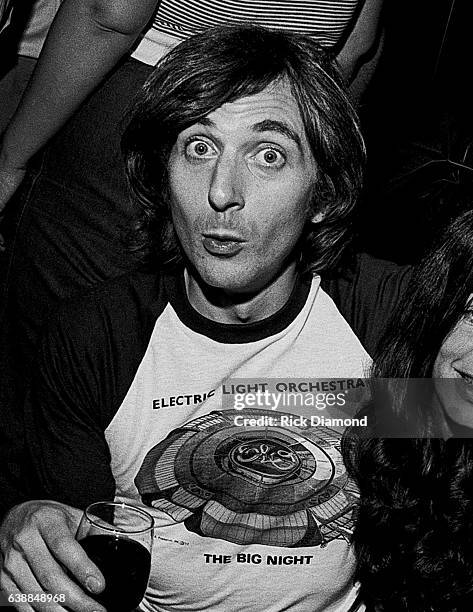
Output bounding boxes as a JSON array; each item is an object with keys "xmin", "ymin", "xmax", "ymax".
[{"xmin": 164, "ymin": 271, "xmax": 313, "ymax": 344}]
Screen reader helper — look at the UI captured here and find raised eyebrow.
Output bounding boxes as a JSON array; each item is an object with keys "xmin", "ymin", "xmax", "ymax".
[
  {"xmin": 194, "ymin": 117, "xmax": 214, "ymax": 127},
  {"xmin": 252, "ymin": 119, "xmax": 302, "ymax": 149},
  {"xmin": 180, "ymin": 118, "xmax": 220, "ymax": 147}
]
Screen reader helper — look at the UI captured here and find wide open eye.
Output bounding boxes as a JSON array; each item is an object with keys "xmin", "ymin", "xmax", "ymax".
[
  {"xmin": 185, "ymin": 138, "xmax": 217, "ymax": 160},
  {"xmin": 252, "ymin": 147, "xmax": 286, "ymax": 169}
]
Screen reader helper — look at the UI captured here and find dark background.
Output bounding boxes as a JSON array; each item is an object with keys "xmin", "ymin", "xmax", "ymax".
[{"xmin": 358, "ymin": 0, "xmax": 472, "ymax": 263}]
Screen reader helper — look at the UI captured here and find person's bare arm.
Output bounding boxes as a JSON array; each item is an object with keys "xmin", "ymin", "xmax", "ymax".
[
  {"xmin": 335, "ymin": 0, "xmax": 384, "ymax": 85},
  {"xmin": 0, "ymin": 0, "xmax": 159, "ymax": 212}
]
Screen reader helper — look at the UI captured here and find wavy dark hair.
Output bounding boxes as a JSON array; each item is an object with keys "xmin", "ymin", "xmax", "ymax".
[
  {"xmin": 122, "ymin": 24, "xmax": 365, "ymax": 274},
  {"xmin": 343, "ymin": 208, "xmax": 473, "ymax": 611}
]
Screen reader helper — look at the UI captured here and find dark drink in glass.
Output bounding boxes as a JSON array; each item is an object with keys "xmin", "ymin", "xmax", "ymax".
[
  {"xmin": 76, "ymin": 502, "xmax": 154, "ymax": 612},
  {"xmin": 79, "ymin": 534, "xmax": 152, "ymax": 612}
]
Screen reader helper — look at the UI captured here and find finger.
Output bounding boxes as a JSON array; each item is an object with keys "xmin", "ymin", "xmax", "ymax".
[
  {"xmin": 6, "ymin": 536, "xmax": 105, "ymax": 612},
  {"xmin": 30, "ymin": 544, "xmax": 105, "ymax": 612},
  {"xmin": 38, "ymin": 517, "xmax": 106, "ymax": 597},
  {"xmin": 0, "ymin": 570, "xmax": 35, "ymax": 612},
  {"xmin": 3, "ymin": 546, "xmax": 72, "ymax": 612}
]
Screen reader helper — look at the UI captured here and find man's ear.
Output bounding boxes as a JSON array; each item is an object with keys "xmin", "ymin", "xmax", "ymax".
[{"xmin": 310, "ymin": 210, "xmax": 326, "ymax": 224}]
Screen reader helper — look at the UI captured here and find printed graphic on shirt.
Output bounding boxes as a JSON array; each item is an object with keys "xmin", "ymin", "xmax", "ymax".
[{"xmin": 134, "ymin": 409, "xmax": 358, "ymax": 548}]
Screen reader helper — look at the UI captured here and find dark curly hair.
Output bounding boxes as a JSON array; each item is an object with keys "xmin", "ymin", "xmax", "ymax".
[
  {"xmin": 121, "ymin": 24, "xmax": 365, "ymax": 274},
  {"xmin": 343, "ymin": 209, "xmax": 473, "ymax": 611}
]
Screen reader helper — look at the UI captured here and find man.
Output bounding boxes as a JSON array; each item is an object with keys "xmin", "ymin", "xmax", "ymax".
[{"xmin": 0, "ymin": 25, "xmax": 410, "ymax": 611}]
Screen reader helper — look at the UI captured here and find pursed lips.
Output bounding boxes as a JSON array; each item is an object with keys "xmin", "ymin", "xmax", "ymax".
[
  {"xmin": 202, "ymin": 230, "xmax": 247, "ymax": 242},
  {"xmin": 201, "ymin": 231, "xmax": 247, "ymax": 256}
]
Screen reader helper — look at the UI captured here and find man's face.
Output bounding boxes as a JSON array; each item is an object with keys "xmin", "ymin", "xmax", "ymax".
[{"xmin": 167, "ymin": 80, "xmax": 318, "ymax": 296}]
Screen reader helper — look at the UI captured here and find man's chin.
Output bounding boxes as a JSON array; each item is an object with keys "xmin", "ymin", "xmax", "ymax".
[
  {"xmin": 186, "ymin": 253, "xmax": 298, "ymax": 299},
  {"xmin": 199, "ymin": 271, "xmax": 261, "ymax": 296},
  {"xmin": 187, "ymin": 260, "xmax": 264, "ymax": 296}
]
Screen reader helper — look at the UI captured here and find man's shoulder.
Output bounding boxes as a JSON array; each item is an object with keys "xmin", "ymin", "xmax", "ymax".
[
  {"xmin": 34, "ymin": 270, "xmax": 173, "ymax": 427},
  {"xmin": 320, "ymin": 253, "xmax": 413, "ymax": 356},
  {"xmin": 38, "ymin": 270, "xmax": 172, "ymax": 363},
  {"xmin": 321, "ymin": 252, "xmax": 412, "ymax": 302},
  {"xmin": 322, "ymin": 252, "xmax": 411, "ymax": 287},
  {"xmin": 50, "ymin": 270, "xmax": 165, "ymax": 334}
]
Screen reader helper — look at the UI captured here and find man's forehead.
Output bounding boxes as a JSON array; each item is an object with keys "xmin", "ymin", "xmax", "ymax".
[{"xmin": 186, "ymin": 81, "xmax": 307, "ymax": 140}]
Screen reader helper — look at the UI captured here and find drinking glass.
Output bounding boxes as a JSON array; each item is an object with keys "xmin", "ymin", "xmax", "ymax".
[{"xmin": 76, "ymin": 501, "xmax": 154, "ymax": 612}]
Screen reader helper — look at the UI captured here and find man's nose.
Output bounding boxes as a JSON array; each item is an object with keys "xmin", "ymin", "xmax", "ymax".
[{"xmin": 208, "ymin": 156, "xmax": 245, "ymax": 212}]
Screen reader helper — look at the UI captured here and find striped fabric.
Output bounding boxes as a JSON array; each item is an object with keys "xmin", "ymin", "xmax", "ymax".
[
  {"xmin": 132, "ymin": 0, "xmax": 360, "ymax": 65},
  {"xmin": 154, "ymin": 0, "xmax": 359, "ymax": 47}
]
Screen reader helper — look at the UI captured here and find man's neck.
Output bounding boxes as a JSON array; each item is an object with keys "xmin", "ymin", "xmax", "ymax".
[{"xmin": 184, "ymin": 265, "xmax": 299, "ymax": 324}]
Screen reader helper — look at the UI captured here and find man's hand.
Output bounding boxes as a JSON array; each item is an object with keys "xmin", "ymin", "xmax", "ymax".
[{"xmin": 0, "ymin": 500, "xmax": 107, "ymax": 612}]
